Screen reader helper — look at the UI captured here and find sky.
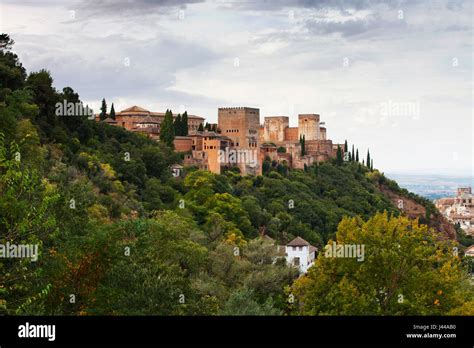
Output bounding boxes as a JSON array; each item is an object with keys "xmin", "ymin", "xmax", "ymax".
[{"xmin": 0, "ymin": 0, "xmax": 472, "ymax": 177}]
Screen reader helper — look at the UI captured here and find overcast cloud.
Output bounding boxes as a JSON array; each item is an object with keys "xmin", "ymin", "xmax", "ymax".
[{"xmin": 0, "ymin": 0, "xmax": 472, "ymax": 176}]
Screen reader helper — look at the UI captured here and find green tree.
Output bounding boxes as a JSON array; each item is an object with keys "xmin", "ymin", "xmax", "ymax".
[
  {"xmin": 262, "ymin": 157, "xmax": 271, "ymax": 174},
  {"xmin": 160, "ymin": 109, "xmax": 175, "ymax": 147},
  {"xmin": 0, "ymin": 34, "xmax": 27, "ymax": 101},
  {"xmin": 291, "ymin": 212, "xmax": 474, "ymax": 315},
  {"xmin": 366, "ymin": 149, "xmax": 371, "ymax": 169},
  {"xmin": 26, "ymin": 69, "xmax": 58, "ymax": 130},
  {"xmin": 356, "ymin": 149, "xmax": 359, "ymax": 162},
  {"xmin": 174, "ymin": 113, "xmax": 182, "ymax": 136},
  {"xmin": 336, "ymin": 145, "xmax": 343, "ymax": 165},
  {"xmin": 344, "ymin": 140, "xmax": 348, "ymax": 152},
  {"xmin": 100, "ymin": 98, "xmax": 107, "ymax": 121},
  {"xmin": 300, "ymin": 135, "xmax": 306, "ymax": 156},
  {"xmin": 221, "ymin": 288, "xmax": 281, "ymax": 315},
  {"xmin": 181, "ymin": 111, "xmax": 189, "ymax": 136},
  {"xmin": 0, "ymin": 134, "xmax": 60, "ymax": 314},
  {"xmin": 198, "ymin": 123, "xmax": 204, "ymax": 132},
  {"xmin": 0, "ymin": 33, "xmax": 15, "ymax": 50},
  {"xmin": 110, "ymin": 103, "xmax": 116, "ymax": 120},
  {"xmin": 91, "ymin": 213, "xmax": 208, "ymax": 315}
]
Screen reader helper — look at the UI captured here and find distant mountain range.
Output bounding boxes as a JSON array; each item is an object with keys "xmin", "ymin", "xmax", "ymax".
[{"xmin": 386, "ymin": 173, "xmax": 473, "ymax": 201}]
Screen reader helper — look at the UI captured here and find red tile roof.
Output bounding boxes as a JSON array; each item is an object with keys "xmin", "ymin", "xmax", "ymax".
[{"xmin": 287, "ymin": 236, "xmax": 310, "ymax": 246}]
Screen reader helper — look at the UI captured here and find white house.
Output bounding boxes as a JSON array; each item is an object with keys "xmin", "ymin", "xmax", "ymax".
[
  {"xmin": 170, "ymin": 164, "xmax": 183, "ymax": 178},
  {"xmin": 285, "ymin": 236, "xmax": 317, "ymax": 274},
  {"xmin": 465, "ymin": 245, "xmax": 474, "ymax": 257}
]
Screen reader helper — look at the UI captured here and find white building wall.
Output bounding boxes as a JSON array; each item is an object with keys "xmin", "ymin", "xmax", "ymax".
[{"xmin": 286, "ymin": 245, "xmax": 314, "ymax": 273}]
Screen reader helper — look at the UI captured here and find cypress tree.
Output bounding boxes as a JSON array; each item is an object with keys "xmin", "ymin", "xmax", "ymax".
[
  {"xmin": 336, "ymin": 145, "xmax": 343, "ymax": 165},
  {"xmin": 344, "ymin": 140, "xmax": 348, "ymax": 152},
  {"xmin": 205, "ymin": 122, "xmax": 211, "ymax": 130},
  {"xmin": 100, "ymin": 98, "xmax": 107, "ymax": 120},
  {"xmin": 198, "ymin": 123, "xmax": 204, "ymax": 132},
  {"xmin": 160, "ymin": 109, "xmax": 175, "ymax": 147},
  {"xmin": 301, "ymin": 135, "xmax": 306, "ymax": 156},
  {"xmin": 366, "ymin": 149, "xmax": 371, "ymax": 168},
  {"xmin": 356, "ymin": 149, "xmax": 359, "ymax": 162},
  {"xmin": 371, "ymin": 159, "xmax": 374, "ymax": 171},
  {"xmin": 109, "ymin": 103, "xmax": 116, "ymax": 120},
  {"xmin": 351, "ymin": 144, "xmax": 355, "ymax": 161},
  {"xmin": 174, "ymin": 114, "xmax": 182, "ymax": 135},
  {"xmin": 181, "ymin": 111, "xmax": 188, "ymax": 136}
]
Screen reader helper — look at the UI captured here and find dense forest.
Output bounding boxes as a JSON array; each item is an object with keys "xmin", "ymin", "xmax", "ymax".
[{"xmin": 1, "ymin": 34, "xmax": 473, "ymax": 315}]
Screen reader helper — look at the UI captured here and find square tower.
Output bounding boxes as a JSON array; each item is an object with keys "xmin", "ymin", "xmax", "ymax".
[
  {"xmin": 263, "ymin": 116, "xmax": 289, "ymax": 143},
  {"xmin": 298, "ymin": 114, "xmax": 320, "ymax": 141},
  {"xmin": 218, "ymin": 107, "xmax": 261, "ymax": 175},
  {"xmin": 218, "ymin": 107, "xmax": 260, "ymax": 147}
]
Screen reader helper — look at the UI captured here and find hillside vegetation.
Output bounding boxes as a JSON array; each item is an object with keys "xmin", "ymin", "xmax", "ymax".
[{"xmin": 1, "ymin": 34, "xmax": 472, "ymax": 315}]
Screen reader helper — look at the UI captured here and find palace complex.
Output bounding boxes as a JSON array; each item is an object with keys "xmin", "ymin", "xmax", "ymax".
[{"xmin": 97, "ymin": 105, "xmax": 343, "ymax": 175}]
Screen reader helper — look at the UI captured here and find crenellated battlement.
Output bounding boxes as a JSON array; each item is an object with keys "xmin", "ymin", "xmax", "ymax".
[{"xmin": 218, "ymin": 107, "xmax": 259, "ymax": 111}]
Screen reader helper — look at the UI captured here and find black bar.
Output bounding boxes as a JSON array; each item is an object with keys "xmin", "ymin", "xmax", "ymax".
[{"xmin": 0, "ymin": 316, "xmax": 472, "ymax": 346}]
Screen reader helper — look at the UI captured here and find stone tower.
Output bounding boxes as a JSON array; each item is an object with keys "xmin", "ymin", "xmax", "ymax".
[
  {"xmin": 298, "ymin": 114, "xmax": 320, "ymax": 141},
  {"xmin": 218, "ymin": 107, "xmax": 261, "ymax": 175},
  {"xmin": 263, "ymin": 116, "xmax": 289, "ymax": 142}
]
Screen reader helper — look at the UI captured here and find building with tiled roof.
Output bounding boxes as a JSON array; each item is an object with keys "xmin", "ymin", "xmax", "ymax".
[
  {"xmin": 287, "ymin": 236, "xmax": 311, "ymax": 247},
  {"xmin": 435, "ymin": 187, "xmax": 474, "ymax": 236},
  {"xmin": 102, "ymin": 117, "xmax": 117, "ymax": 124},
  {"xmin": 464, "ymin": 245, "xmax": 474, "ymax": 257},
  {"xmin": 286, "ymin": 236, "xmax": 318, "ymax": 274},
  {"xmin": 96, "ymin": 105, "xmax": 204, "ymax": 134}
]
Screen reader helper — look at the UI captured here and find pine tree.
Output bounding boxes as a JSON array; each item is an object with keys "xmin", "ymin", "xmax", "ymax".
[
  {"xmin": 160, "ymin": 109, "xmax": 175, "ymax": 147},
  {"xmin": 366, "ymin": 149, "xmax": 371, "ymax": 168},
  {"xmin": 336, "ymin": 145, "xmax": 343, "ymax": 165},
  {"xmin": 356, "ymin": 149, "xmax": 359, "ymax": 162},
  {"xmin": 109, "ymin": 103, "xmax": 116, "ymax": 120},
  {"xmin": 174, "ymin": 114, "xmax": 182, "ymax": 135},
  {"xmin": 100, "ymin": 98, "xmax": 107, "ymax": 120},
  {"xmin": 181, "ymin": 111, "xmax": 188, "ymax": 136},
  {"xmin": 198, "ymin": 123, "xmax": 204, "ymax": 132}
]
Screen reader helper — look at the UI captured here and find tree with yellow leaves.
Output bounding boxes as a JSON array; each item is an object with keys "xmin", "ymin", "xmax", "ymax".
[{"xmin": 290, "ymin": 212, "xmax": 474, "ymax": 315}]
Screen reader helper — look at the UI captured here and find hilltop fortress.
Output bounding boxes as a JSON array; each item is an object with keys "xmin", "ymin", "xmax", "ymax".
[{"xmin": 97, "ymin": 105, "xmax": 343, "ymax": 175}]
